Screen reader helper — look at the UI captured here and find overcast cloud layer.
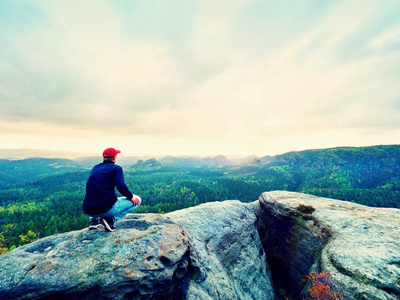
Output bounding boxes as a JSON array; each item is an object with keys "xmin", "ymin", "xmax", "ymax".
[{"xmin": 1, "ymin": 0, "xmax": 399, "ymax": 157}]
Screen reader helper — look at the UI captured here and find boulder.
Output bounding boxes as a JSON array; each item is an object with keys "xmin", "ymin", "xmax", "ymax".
[
  {"xmin": 0, "ymin": 201, "xmax": 276, "ymax": 299},
  {"xmin": 0, "ymin": 214, "xmax": 193, "ymax": 299},
  {"xmin": 257, "ymin": 191, "xmax": 400, "ymax": 300},
  {"xmin": 167, "ymin": 200, "xmax": 275, "ymax": 299}
]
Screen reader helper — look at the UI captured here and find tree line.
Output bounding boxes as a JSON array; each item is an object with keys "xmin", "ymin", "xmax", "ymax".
[{"xmin": 0, "ymin": 145, "xmax": 399, "ymax": 253}]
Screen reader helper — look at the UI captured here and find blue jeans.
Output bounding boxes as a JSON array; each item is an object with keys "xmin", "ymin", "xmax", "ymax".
[{"xmin": 90, "ymin": 195, "xmax": 142, "ymax": 221}]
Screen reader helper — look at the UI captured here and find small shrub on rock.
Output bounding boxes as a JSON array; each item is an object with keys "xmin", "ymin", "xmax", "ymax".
[{"xmin": 304, "ymin": 271, "xmax": 343, "ymax": 300}]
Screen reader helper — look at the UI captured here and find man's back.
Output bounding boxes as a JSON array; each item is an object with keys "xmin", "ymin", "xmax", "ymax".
[
  {"xmin": 83, "ymin": 161, "xmax": 127, "ymax": 215},
  {"xmin": 82, "ymin": 147, "xmax": 139, "ymax": 232}
]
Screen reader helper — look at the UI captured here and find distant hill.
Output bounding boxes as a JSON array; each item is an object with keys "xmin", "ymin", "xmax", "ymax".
[
  {"xmin": 0, "ymin": 148, "xmax": 255, "ymax": 167},
  {"xmin": 249, "ymin": 145, "xmax": 400, "ymax": 206},
  {"xmin": 73, "ymin": 157, "xmax": 101, "ymax": 168},
  {"xmin": 130, "ymin": 158, "xmax": 162, "ymax": 172},
  {"xmin": 0, "ymin": 148, "xmax": 96, "ymax": 160},
  {"xmin": 160, "ymin": 155, "xmax": 232, "ymax": 168},
  {"xmin": 0, "ymin": 158, "xmax": 84, "ymax": 183},
  {"xmin": 159, "ymin": 156, "xmax": 202, "ymax": 167},
  {"xmin": 73, "ymin": 156, "xmax": 140, "ymax": 168},
  {"xmin": 202, "ymin": 155, "xmax": 231, "ymax": 166}
]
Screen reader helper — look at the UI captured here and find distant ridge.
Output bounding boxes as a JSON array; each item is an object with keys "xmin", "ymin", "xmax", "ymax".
[
  {"xmin": 1, "ymin": 144, "xmax": 398, "ymax": 163},
  {"xmin": 0, "ymin": 148, "xmax": 97, "ymax": 160}
]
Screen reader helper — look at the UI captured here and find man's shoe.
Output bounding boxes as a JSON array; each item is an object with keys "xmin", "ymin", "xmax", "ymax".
[
  {"xmin": 100, "ymin": 217, "xmax": 115, "ymax": 232},
  {"xmin": 89, "ymin": 217, "xmax": 101, "ymax": 230}
]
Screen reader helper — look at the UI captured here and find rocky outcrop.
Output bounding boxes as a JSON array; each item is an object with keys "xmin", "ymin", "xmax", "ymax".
[
  {"xmin": 167, "ymin": 200, "xmax": 275, "ymax": 299},
  {"xmin": 1, "ymin": 191, "xmax": 399, "ymax": 299},
  {"xmin": 0, "ymin": 201, "xmax": 275, "ymax": 300},
  {"xmin": 0, "ymin": 214, "xmax": 193, "ymax": 299},
  {"xmin": 257, "ymin": 191, "xmax": 400, "ymax": 300}
]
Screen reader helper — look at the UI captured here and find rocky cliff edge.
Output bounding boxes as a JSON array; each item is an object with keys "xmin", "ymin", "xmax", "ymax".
[
  {"xmin": 0, "ymin": 200, "xmax": 275, "ymax": 300},
  {"xmin": 257, "ymin": 191, "xmax": 400, "ymax": 299},
  {"xmin": 0, "ymin": 191, "xmax": 399, "ymax": 299}
]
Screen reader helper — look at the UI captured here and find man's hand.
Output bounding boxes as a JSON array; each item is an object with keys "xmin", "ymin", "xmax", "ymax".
[{"xmin": 131, "ymin": 196, "xmax": 140, "ymax": 206}]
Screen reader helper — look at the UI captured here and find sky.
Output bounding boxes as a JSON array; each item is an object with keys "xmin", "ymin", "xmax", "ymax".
[{"xmin": 1, "ymin": 0, "xmax": 399, "ymax": 158}]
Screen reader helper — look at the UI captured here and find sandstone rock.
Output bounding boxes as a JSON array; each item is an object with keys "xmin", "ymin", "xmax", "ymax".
[
  {"xmin": 167, "ymin": 200, "xmax": 275, "ymax": 300},
  {"xmin": 257, "ymin": 191, "xmax": 400, "ymax": 300},
  {"xmin": 3, "ymin": 191, "xmax": 398, "ymax": 300},
  {"xmin": 0, "ymin": 214, "xmax": 193, "ymax": 299},
  {"xmin": 0, "ymin": 201, "xmax": 276, "ymax": 299}
]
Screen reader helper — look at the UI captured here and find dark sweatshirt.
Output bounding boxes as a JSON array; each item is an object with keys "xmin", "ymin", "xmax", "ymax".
[{"xmin": 83, "ymin": 161, "xmax": 133, "ymax": 215}]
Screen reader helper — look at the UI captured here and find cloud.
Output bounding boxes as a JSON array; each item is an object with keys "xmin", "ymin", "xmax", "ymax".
[
  {"xmin": 0, "ymin": 1, "xmax": 182, "ymax": 126},
  {"xmin": 368, "ymin": 23, "xmax": 400, "ymax": 52},
  {"xmin": 0, "ymin": 0, "xmax": 399, "ymax": 155}
]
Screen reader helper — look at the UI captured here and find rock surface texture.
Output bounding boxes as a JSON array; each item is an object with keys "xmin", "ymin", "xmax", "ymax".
[
  {"xmin": 1, "ymin": 191, "xmax": 399, "ymax": 299},
  {"xmin": 167, "ymin": 200, "xmax": 275, "ymax": 300},
  {"xmin": 257, "ymin": 191, "xmax": 400, "ymax": 300},
  {"xmin": 0, "ymin": 201, "xmax": 275, "ymax": 300},
  {"xmin": 0, "ymin": 214, "xmax": 192, "ymax": 299}
]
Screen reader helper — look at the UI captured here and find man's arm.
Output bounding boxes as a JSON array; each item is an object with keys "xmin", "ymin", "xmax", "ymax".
[{"xmin": 114, "ymin": 167, "xmax": 134, "ymax": 200}]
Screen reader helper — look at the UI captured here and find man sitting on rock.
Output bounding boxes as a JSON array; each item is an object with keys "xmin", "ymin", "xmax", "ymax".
[{"xmin": 82, "ymin": 147, "xmax": 141, "ymax": 232}]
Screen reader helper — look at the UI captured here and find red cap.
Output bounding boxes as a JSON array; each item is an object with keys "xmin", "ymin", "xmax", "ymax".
[{"xmin": 103, "ymin": 148, "xmax": 121, "ymax": 157}]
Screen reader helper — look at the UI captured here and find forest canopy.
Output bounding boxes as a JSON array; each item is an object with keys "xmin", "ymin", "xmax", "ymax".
[{"xmin": 0, "ymin": 145, "xmax": 399, "ymax": 254}]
